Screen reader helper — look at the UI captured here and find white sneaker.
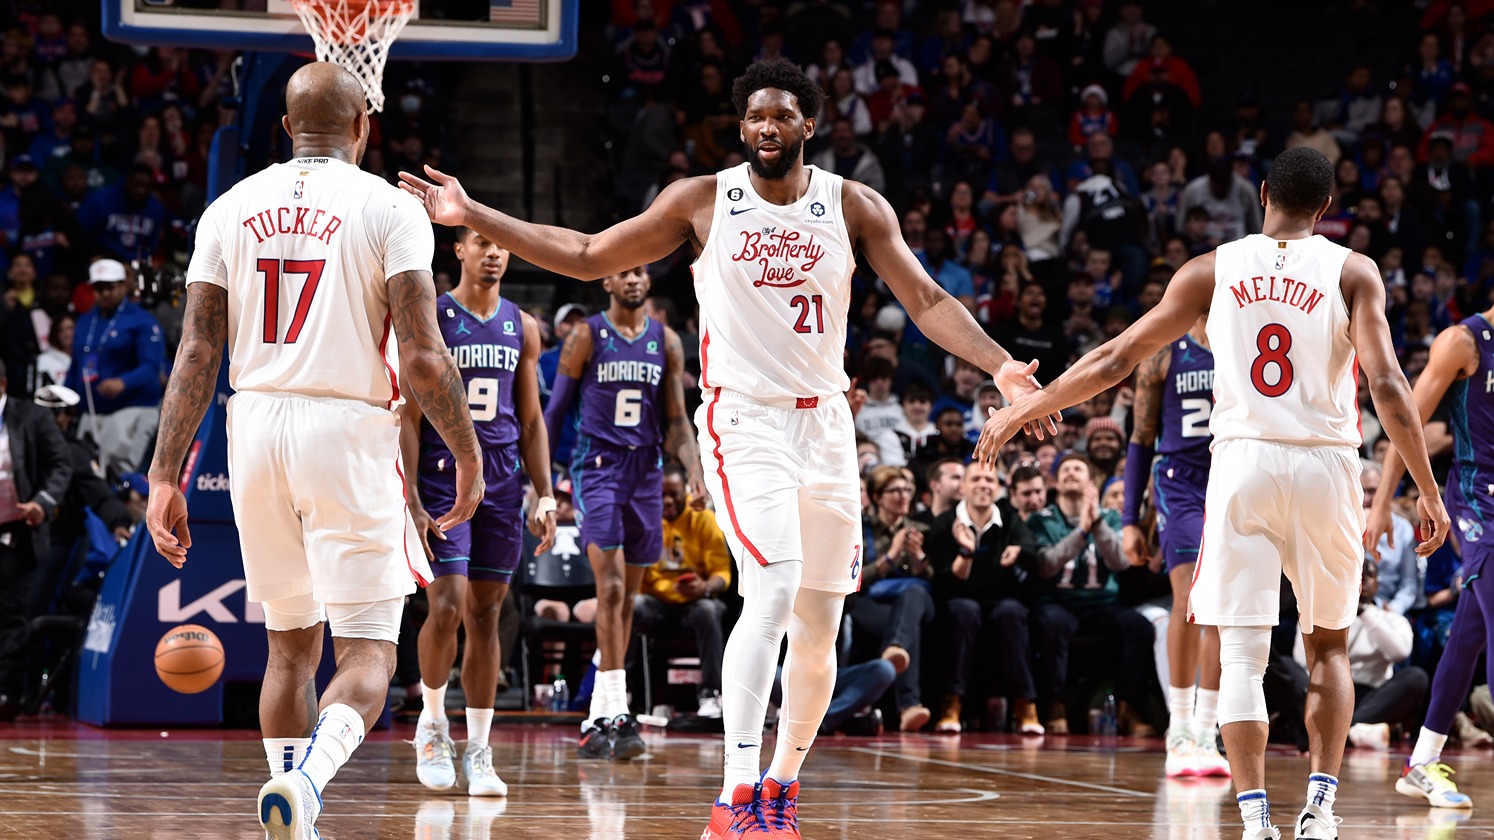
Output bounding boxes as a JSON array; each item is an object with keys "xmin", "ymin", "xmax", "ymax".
[
  {"xmin": 413, "ymin": 719, "xmax": 458, "ymax": 790},
  {"xmin": 1396, "ymin": 761, "xmax": 1474, "ymax": 808},
  {"xmin": 1164, "ymin": 724, "xmax": 1197, "ymax": 778},
  {"xmin": 1242, "ymin": 826, "xmax": 1281, "ymax": 840},
  {"xmin": 697, "ymin": 691, "xmax": 722, "ymax": 719},
  {"xmin": 1293, "ymin": 804, "xmax": 1340, "ymax": 839},
  {"xmin": 462, "ymin": 743, "xmax": 508, "ymax": 797},
  {"xmin": 258, "ymin": 770, "xmax": 322, "ymax": 840},
  {"xmin": 1193, "ymin": 727, "xmax": 1232, "ymax": 777},
  {"xmin": 1348, "ymin": 722, "xmax": 1390, "ymax": 750}
]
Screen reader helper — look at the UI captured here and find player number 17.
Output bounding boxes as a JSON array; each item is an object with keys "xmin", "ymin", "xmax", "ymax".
[{"xmin": 258, "ymin": 258, "xmax": 325, "ymax": 344}]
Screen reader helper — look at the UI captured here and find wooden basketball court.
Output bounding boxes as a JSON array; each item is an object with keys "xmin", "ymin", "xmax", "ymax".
[{"xmin": 0, "ymin": 721, "xmax": 1485, "ymax": 838}]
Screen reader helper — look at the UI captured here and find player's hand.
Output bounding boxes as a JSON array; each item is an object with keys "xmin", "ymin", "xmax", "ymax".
[
  {"xmin": 146, "ymin": 479, "xmax": 191, "ymax": 568},
  {"xmin": 973, "ymin": 404, "xmax": 1024, "ymax": 469},
  {"xmin": 1416, "ymin": 492, "xmax": 1452, "ymax": 557},
  {"xmin": 438, "ymin": 457, "xmax": 483, "ymax": 533},
  {"xmin": 1122, "ymin": 524, "xmax": 1148, "ymax": 567},
  {"xmin": 409, "ymin": 501, "xmax": 443, "ymax": 564},
  {"xmin": 1363, "ymin": 501, "xmax": 1393, "ymax": 561},
  {"xmin": 398, "ymin": 165, "xmax": 470, "ymax": 227},
  {"xmin": 688, "ymin": 468, "xmax": 710, "ymax": 511},
  {"xmin": 991, "ymin": 359, "xmax": 1060, "ymax": 439},
  {"xmin": 532, "ymin": 509, "xmax": 558, "ymax": 556}
]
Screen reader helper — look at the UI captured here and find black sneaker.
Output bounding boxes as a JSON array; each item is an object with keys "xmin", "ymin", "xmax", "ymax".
[
  {"xmin": 610, "ymin": 714, "xmax": 646, "ymax": 760},
  {"xmin": 578, "ymin": 717, "xmax": 613, "ymax": 760}
]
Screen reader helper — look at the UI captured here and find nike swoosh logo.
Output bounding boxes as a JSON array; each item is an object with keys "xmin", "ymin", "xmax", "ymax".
[
  {"xmin": 737, "ymin": 743, "xmax": 755, "ymax": 749},
  {"xmin": 729, "ymin": 207, "xmax": 755, "ymax": 216},
  {"xmin": 795, "ymin": 747, "xmax": 808, "ymax": 751}
]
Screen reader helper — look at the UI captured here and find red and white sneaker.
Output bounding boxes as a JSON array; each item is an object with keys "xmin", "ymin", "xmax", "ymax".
[
  {"xmin": 760, "ymin": 778, "xmax": 801, "ymax": 838},
  {"xmin": 700, "ymin": 783, "xmax": 764, "ymax": 839}
]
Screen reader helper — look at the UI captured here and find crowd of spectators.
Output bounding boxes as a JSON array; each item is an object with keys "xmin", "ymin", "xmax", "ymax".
[{"xmin": 8, "ymin": 0, "xmax": 1494, "ymax": 743}]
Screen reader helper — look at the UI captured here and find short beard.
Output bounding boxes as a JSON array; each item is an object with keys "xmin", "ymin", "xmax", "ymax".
[
  {"xmin": 618, "ymin": 295, "xmax": 646, "ymax": 310},
  {"xmin": 747, "ymin": 135, "xmax": 802, "ymax": 180}
]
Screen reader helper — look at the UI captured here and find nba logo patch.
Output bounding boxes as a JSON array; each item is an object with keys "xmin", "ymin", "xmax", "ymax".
[
  {"xmin": 293, "ymin": 180, "xmax": 304, "ymax": 199},
  {"xmin": 1274, "ymin": 253, "xmax": 1286, "ymax": 270}
]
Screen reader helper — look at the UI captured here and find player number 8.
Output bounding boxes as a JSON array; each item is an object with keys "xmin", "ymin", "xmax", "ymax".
[
  {"xmin": 1250, "ymin": 323, "xmax": 1294, "ymax": 398},
  {"xmin": 615, "ymin": 389, "xmax": 644, "ymax": 427}
]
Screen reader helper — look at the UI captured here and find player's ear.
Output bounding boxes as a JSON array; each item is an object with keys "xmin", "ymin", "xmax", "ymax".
[
  {"xmin": 1258, "ymin": 180, "xmax": 1268, "ymax": 209},
  {"xmin": 1315, "ymin": 195, "xmax": 1333, "ymax": 222},
  {"xmin": 281, "ymin": 114, "xmax": 293, "ymax": 139},
  {"xmin": 803, "ymin": 116, "xmax": 815, "ymax": 141}
]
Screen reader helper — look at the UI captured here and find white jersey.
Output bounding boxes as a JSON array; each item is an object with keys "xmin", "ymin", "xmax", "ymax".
[
  {"xmin": 691, "ymin": 163, "xmax": 854, "ymax": 400},
  {"xmin": 186, "ymin": 157, "xmax": 434, "ymax": 408},
  {"xmin": 1207, "ymin": 233, "xmax": 1360, "ymax": 448}
]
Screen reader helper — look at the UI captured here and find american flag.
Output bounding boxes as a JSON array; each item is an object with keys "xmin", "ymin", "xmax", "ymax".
[{"xmin": 489, "ymin": 0, "xmax": 542, "ymax": 25}]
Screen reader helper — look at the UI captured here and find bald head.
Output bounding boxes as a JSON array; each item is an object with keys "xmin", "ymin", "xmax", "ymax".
[{"xmin": 282, "ymin": 62, "xmax": 368, "ymax": 161}]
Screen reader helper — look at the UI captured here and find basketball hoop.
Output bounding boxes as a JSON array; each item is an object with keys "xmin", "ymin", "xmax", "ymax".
[{"xmin": 290, "ymin": 0, "xmax": 415, "ymax": 113}]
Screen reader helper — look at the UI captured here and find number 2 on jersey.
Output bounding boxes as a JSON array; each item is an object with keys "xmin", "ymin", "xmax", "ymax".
[
  {"xmin": 1250, "ymin": 323, "xmax": 1294, "ymax": 398},
  {"xmin": 790, "ymin": 294, "xmax": 824, "ymax": 334},
  {"xmin": 259, "ymin": 258, "xmax": 326, "ymax": 344}
]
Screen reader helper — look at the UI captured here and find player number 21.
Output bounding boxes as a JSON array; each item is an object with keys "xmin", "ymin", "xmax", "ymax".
[
  {"xmin": 1250, "ymin": 323, "xmax": 1295, "ymax": 398},
  {"xmin": 258, "ymin": 258, "xmax": 326, "ymax": 344},
  {"xmin": 790, "ymin": 294, "xmax": 825, "ymax": 334}
]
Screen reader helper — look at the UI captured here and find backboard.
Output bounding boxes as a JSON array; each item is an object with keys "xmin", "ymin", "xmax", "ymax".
[{"xmin": 103, "ymin": 0, "xmax": 578, "ymax": 61}]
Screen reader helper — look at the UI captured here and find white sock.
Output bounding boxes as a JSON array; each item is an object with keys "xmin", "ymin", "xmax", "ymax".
[
  {"xmin": 298, "ymin": 703, "xmax": 366, "ymax": 794},
  {"xmin": 587, "ymin": 670, "xmax": 607, "ymax": 724},
  {"xmin": 1167, "ymin": 684, "xmax": 1195, "ymax": 732},
  {"xmin": 1411, "ymin": 726, "xmax": 1449, "ymax": 767},
  {"xmin": 1237, "ymin": 790, "xmax": 1271, "ymax": 831},
  {"xmin": 1306, "ymin": 773, "xmax": 1337, "ymax": 813},
  {"xmin": 1195, "ymin": 687, "xmax": 1220, "ymax": 736},
  {"xmin": 723, "ymin": 741, "xmax": 762, "ymax": 801},
  {"xmin": 467, "ymin": 707, "xmax": 494, "ymax": 749},
  {"xmin": 598, "ymin": 669, "xmax": 628, "ymax": 720},
  {"xmin": 264, "ymin": 737, "xmax": 311, "ymax": 778},
  {"xmin": 420, "ymin": 682, "xmax": 448, "ymax": 726}
]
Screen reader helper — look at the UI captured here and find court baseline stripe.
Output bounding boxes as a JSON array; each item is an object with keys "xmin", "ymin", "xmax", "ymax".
[{"xmin": 847, "ymin": 746, "xmax": 1155, "ymax": 798}]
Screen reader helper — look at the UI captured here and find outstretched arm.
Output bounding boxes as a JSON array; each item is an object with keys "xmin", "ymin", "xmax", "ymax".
[
  {"xmin": 973, "ymin": 252, "xmax": 1216, "ymax": 465},
  {"xmin": 400, "ymin": 166, "xmax": 708, "ymax": 282},
  {"xmin": 390, "ymin": 269, "xmax": 483, "ymax": 532},
  {"xmin": 1347, "ymin": 252, "xmax": 1451, "ymax": 556},
  {"xmin": 663, "ymin": 325, "xmax": 706, "ymax": 500},
  {"xmin": 146, "ymin": 283, "xmax": 227, "ymax": 565},
  {"xmin": 848, "ymin": 180, "xmax": 1056, "ymax": 432}
]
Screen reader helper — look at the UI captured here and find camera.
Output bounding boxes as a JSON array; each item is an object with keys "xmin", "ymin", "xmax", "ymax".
[{"xmin": 132, "ymin": 259, "xmax": 185, "ymax": 310}]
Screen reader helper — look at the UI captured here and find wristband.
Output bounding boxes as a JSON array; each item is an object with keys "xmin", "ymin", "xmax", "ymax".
[
  {"xmin": 957, "ymin": 545, "xmax": 975, "ymax": 559},
  {"xmin": 1121, "ymin": 441, "xmax": 1154, "ymax": 526},
  {"xmin": 534, "ymin": 496, "xmax": 557, "ymax": 517}
]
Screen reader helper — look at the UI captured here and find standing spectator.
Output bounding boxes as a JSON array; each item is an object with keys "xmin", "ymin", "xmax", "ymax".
[
  {"xmin": 810, "ymin": 117, "xmax": 886, "ymax": 194},
  {"xmin": 1028, "ymin": 454, "xmax": 1156, "ymax": 736},
  {"xmin": 928, "ymin": 460, "xmax": 1041, "ymax": 734},
  {"xmin": 1290, "ymin": 561, "xmax": 1427, "ymax": 750},
  {"xmin": 1102, "ymin": 0, "xmax": 1155, "ymax": 79},
  {"xmin": 0, "ymin": 358, "xmax": 71, "ymax": 720},
  {"xmin": 1178, "ymin": 158, "xmax": 1265, "ymax": 247},
  {"xmin": 63, "ymin": 259, "xmax": 164, "ymax": 477},
  {"xmin": 632, "ymin": 463, "xmax": 731, "ymax": 718},
  {"xmin": 856, "ymin": 466, "xmax": 936, "ymax": 733},
  {"xmin": 77, "ymin": 164, "xmax": 166, "ymax": 264}
]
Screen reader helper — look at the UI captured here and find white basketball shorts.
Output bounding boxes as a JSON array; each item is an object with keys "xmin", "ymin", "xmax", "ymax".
[
  {"xmin": 227, "ymin": 391, "xmax": 430, "ymax": 610},
  {"xmin": 695, "ymin": 388, "xmax": 863, "ymax": 595},
  {"xmin": 1189, "ymin": 438, "xmax": 1364, "ymax": 633}
]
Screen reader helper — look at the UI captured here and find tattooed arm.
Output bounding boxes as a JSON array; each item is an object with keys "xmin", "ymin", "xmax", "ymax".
[
  {"xmin": 146, "ymin": 283, "xmax": 227, "ymax": 566},
  {"xmin": 662, "ymin": 326, "xmax": 706, "ymax": 502},
  {"xmin": 1120, "ymin": 344, "xmax": 1167, "ymax": 566},
  {"xmin": 390, "ymin": 269, "xmax": 484, "ymax": 531}
]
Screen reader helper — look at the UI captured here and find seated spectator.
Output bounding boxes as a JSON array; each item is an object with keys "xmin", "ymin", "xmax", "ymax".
[
  {"xmin": 873, "ymin": 90, "xmax": 937, "ymax": 208},
  {"xmin": 0, "ymin": 358, "xmax": 72, "ymax": 720},
  {"xmin": 928, "ymin": 460, "xmax": 1041, "ymax": 734},
  {"xmin": 917, "ymin": 228, "xmax": 973, "ymax": 310},
  {"xmin": 1179, "ymin": 158, "xmax": 1264, "ymax": 248},
  {"xmin": 632, "ymin": 463, "xmax": 730, "ymax": 718},
  {"xmin": 823, "ymin": 69, "xmax": 872, "ymax": 139},
  {"xmin": 1419, "ymin": 82, "xmax": 1494, "ymax": 168},
  {"xmin": 77, "ymin": 164, "xmax": 167, "ymax": 264},
  {"xmin": 853, "ymin": 30, "xmax": 918, "ymax": 96},
  {"xmin": 1082, "ymin": 417, "xmax": 1126, "ymax": 484},
  {"xmin": 1069, "ymin": 84, "xmax": 1118, "ymax": 149},
  {"xmin": 989, "ymin": 283, "xmax": 1069, "ymax": 385},
  {"xmin": 771, "ymin": 647, "xmax": 897, "ymax": 737},
  {"xmin": 1122, "ymin": 35, "xmax": 1201, "ymax": 108},
  {"xmin": 879, "ymin": 381, "xmax": 936, "ymax": 467},
  {"xmin": 962, "ymin": 379, "xmax": 1004, "ymax": 445},
  {"xmin": 998, "ymin": 32, "xmax": 1063, "ymax": 114},
  {"xmin": 1102, "ymin": 0, "xmax": 1155, "ymax": 79},
  {"xmin": 854, "ymin": 356, "xmax": 902, "ymax": 450},
  {"xmin": 679, "ymin": 62, "xmax": 737, "ymax": 169},
  {"xmin": 1063, "ymin": 275, "xmax": 1104, "ymax": 357},
  {"xmin": 1411, "ymin": 132, "xmax": 1479, "ymax": 261},
  {"xmin": 1027, "ymin": 454, "xmax": 1156, "ymax": 736},
  {"xmin": 805, "ymin": 38, "xmax": 849, "ymax": 89},
  {"xmin": 29, "ymin": 99, "xmax": 76, "ymax": 165},
  {"xmin": 944, "ymin": 181, "xmax": 980, "ymax": 257},
  {"xmin": 63, "ymin": 260, "xmax": 165, "ymax": 477},
  {"xmin": 810, "ymin": 117, "xmax": 885, "ymax": 194},
  {"xmin": 129, "ymin": 46, "xmax": 201, "ymax": 115},
  {"xmin": 35, "ymin": 313, "xmax": 73, "ymax": 387},
  {"xmin": 1317, "ymin": 64, "xmax": 1381, "ymax": 147},
  {"xmin": 1286, "ymin": 99, "xmax": 1342, "ymax": 167},
  {"xmin": 910, "ymin": 407, "xmax": 975, "ymax": 496},
  {"xmin": 1289, "ymin": 561, "xmax": 1427, "ymax": 750},
  {"xmin": 857, "ymin": 466, "xmax": 936, "ymax": 732},
  {"xmin": 917, "ymin": 457, "xmax": 964, "ymax": 525},
  {"xmin": 1362, "ymin": 462, "xmax": 1423, "ymax": 616}
]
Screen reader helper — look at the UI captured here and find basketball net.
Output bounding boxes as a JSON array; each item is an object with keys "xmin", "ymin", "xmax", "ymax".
[{"xmin": 290, "ymin": 0, "xmax": 415, "ymax": 113}]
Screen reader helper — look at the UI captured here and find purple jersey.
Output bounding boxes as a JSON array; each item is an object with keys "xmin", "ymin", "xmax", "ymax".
[
  {"xmin": 421, "ymin": 293, "xmax": 525, "ymax": 453},
  {"xmin": 1157, "ymin": 334, "xmax": 1214, "ymax": 466},
  {"xmin": 1447, "ymin": 313, "xmax": 1494, "ymax": 544},
  {"xmin": 577, "ymin": 313, "xmax": 666, "ymax": 449}
]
